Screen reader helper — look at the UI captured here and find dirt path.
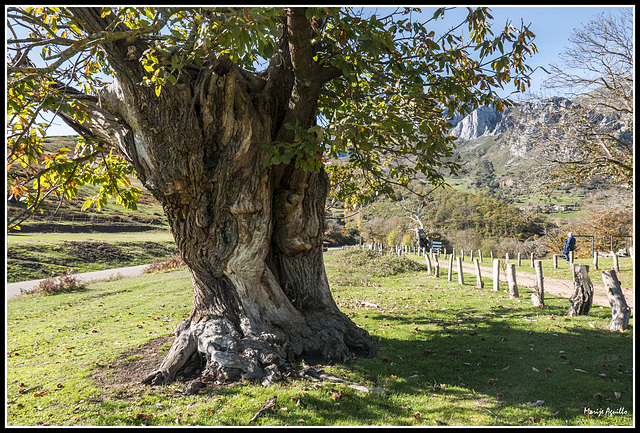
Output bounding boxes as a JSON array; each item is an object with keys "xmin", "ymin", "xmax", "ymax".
[{"xmin": 438, "ymin": 258, "xmax": 634, "ymax": 313}]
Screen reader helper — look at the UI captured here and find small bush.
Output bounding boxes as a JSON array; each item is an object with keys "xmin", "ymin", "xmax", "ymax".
[
  {"xmin": 336, "ymin": 247, "xmax": 427, "ymax": 277},
  {"xmin": 144, "ymin": 254, "xmax": 185, "ymax": 274},
  {"xmin": 23, "ymin": 270, "xmax": 86, "ymax": 295}
]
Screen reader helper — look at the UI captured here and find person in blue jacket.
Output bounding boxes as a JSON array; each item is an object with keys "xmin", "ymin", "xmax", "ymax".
[{"xmin": 562, "ymin": 232, "xmax": 576, "ymax": 262}]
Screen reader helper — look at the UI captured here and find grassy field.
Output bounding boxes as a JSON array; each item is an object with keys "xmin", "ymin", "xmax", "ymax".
[
  {"xmin": 6, "ymin": 230, "xmax": 176, "ymax": 283},
  {"xmin": 6, "ymin": 249, "xmax": 634, "ymax": 426}
]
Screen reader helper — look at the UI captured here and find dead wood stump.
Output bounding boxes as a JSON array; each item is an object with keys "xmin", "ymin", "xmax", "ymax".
[
  {"xmin": 602, "ymin": 270, "xmax": 631, "ymax": 332},
  {"xmin": 567, "ymin": 264, "xmax": 593, "ymax": 317}
]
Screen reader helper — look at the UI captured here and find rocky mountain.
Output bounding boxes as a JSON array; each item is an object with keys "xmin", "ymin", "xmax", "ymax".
[{"xmin": 447, "ymin": 95, "xmax": 632, "ymax": 186}]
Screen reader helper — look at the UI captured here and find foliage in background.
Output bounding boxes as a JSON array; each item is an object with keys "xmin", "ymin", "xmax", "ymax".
[
  {"xmin": 533, "ymin": 8, "xmax": 633, "ymax": 188},
  {"xmin": 7, "ymin": 6, "xmax": 538, "ymax": 230}
]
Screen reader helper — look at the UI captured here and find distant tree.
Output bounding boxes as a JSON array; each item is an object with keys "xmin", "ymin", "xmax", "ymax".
[
  {"xmin": 323, "ymin": 220, "xmax": 358, "ymax": 246},
  {"xmin": 362, "ymin": 217, "xmax": 392, "ymax": 246},
  {"xmin": 472, "ymin": 159, "xmax": 499, "ymax": 193},
  {"xmin": 532, "ymin": 8, "xmax": 633, "ymax": 188},
  {"xmin": 7, "ymin": 6, "xmax": 536, "ymax": 385}
]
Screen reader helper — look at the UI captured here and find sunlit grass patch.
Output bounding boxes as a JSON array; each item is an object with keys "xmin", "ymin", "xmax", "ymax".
[{"xmin": 6, "ymin": 251, "xmax": 633, "ymax": 426}]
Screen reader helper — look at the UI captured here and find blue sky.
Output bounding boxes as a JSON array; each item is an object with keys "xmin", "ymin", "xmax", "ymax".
[
  {"xmin": 393, "ymin": 5, "xmax": 628, "ymax": 98},
  {"xmin": 38, "ymin": 5, "xmax": 630, "ymax": 135}
]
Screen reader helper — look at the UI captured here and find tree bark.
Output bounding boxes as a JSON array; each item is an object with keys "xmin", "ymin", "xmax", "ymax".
[
  {"xmin": 602, "ymin": 270, "xmax": 631, "ymax": 331},
  {"xmin": 66, "ymin": 7, "xmax": 374, "ymax": 386},
  {"xmin": 567, "ymin": 264, "xmax": 594, "ymax": 316}
]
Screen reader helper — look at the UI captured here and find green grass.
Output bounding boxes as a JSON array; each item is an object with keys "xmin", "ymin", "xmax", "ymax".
[
  {"xmin": 6, "ymin": 250, "xmax": 634, "ymax": 426},
  {"xmin": 7, "ymin": 229, "xmax": 174, "ymax": 245},
  {"xmin": 6, "ymin": 233, "xmax": 177, "ymax": 283}
]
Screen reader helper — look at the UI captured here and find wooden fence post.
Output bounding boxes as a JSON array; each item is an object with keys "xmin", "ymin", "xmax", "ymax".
[
  {"xmin": 567, "ymin": 264, "xmax": 594, "ymax": 316},
  {"xmin": 601, "ymin": 270, "xmax": 631, "ymax": 332},
  {"xmin": 611, "ymin": 251, "xmax": 620, "ymax": 272},
  {"xmin": 553, "ymin": 254, "xmax": 558, "ymax": 269},
  {"xmin": 457, "ymin": 257, "xmax": 464, "ymax": 285},
  {"xmin": 425, "ymin": 253, "xmax": 432, "ymax": 275},
  {"xmin": 505, "ymin": 252, "xmax": 509, "ymax": 265},
  {"xmin": 593, "ymin": 251, "xmax": 599, "ymax": 270},
  {"xmin": 530, "ymin": 252, "xmax": 535, "ymax": 268},
  {"xmin": 447, "ymin": 255, "xmax": 454, "ymax": 281},
  {"xmin": 569, "ymin": 250, "xmax": 574, "ymax": 265},
  {"xmin": 507, "ymin": 263, "xmax": 518, "ymax": 299},
  {"xmin": 492, "ymin": 259, "xmax": 500, "ymax": 292},
  {"xmin": 474, "ymin": 258, "xmax": 484, "ymax": 288},
  {"xmin": 517, "ymin": 253, "xmax": 521, "ymax": 267},
  {"xmin": 532, "ymin": 260, "xmax": 544, "ymax": 308},
  {"xmin": 478, "ymin": 249, "xmax": 483, "ymax": 263},
  {"xmin": 470, "ymin": 249, "xmax": 474, "ymax": 262},
  {"xmin": 433, "ymin": 255, "xmax": 440, "ymax": 277}
]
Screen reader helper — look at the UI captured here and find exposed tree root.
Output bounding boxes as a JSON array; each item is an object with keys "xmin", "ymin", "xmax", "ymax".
[
  {"xmin": 142, "ymin": 313, "xmax": 375, "ymax": 389},
  {"xmin": 296, "ymin": 366, "xmax": 389, "ymax": 396}
]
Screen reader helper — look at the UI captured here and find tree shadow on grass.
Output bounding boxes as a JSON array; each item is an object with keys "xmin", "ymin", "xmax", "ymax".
[{"xmin": 339, "ymin": 298, "xmax": 633, "ymax": 426}]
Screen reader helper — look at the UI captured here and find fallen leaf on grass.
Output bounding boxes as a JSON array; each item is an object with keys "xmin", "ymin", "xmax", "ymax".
[{"xmin": 330, "ymin": 389, "xmax": 345, "ymax": 401}]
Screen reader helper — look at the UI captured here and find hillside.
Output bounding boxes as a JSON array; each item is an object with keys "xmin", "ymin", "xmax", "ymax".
[
  {"xmin": 7, "ymin": 136, "xmax": 168, "ymax": 233},
  {"xmin": 446, "ymin": 95, "xmax": 631, "ymax": 208}
]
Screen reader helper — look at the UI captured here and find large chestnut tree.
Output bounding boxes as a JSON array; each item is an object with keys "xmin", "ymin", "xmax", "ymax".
[{"xmin": 7, "ymin": 7, "xmax": 536, "ymax": 384}]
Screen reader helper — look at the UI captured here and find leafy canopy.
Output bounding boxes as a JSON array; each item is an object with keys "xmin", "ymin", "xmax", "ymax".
[{"xmin": 7, "ymin": 7, "xmax": 537, "ymax": 229}]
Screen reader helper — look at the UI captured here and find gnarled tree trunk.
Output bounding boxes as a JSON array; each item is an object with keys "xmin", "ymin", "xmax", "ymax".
[{"xmin": 66, "ymin": 7, "xmax": 374, "ymax": 386}]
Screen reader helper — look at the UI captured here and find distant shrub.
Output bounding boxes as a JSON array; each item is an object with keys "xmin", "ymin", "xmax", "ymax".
[
  {"xmin": 144, "ymin": 254, "xmax": 185, "ymax": 273},
  {"xmin": 23, "ymin": 270, "xmax": 85, "ymax": 295},
  {"xmin": 336, "ymin": 247, "xmax": 426, "ymax": 277}
]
